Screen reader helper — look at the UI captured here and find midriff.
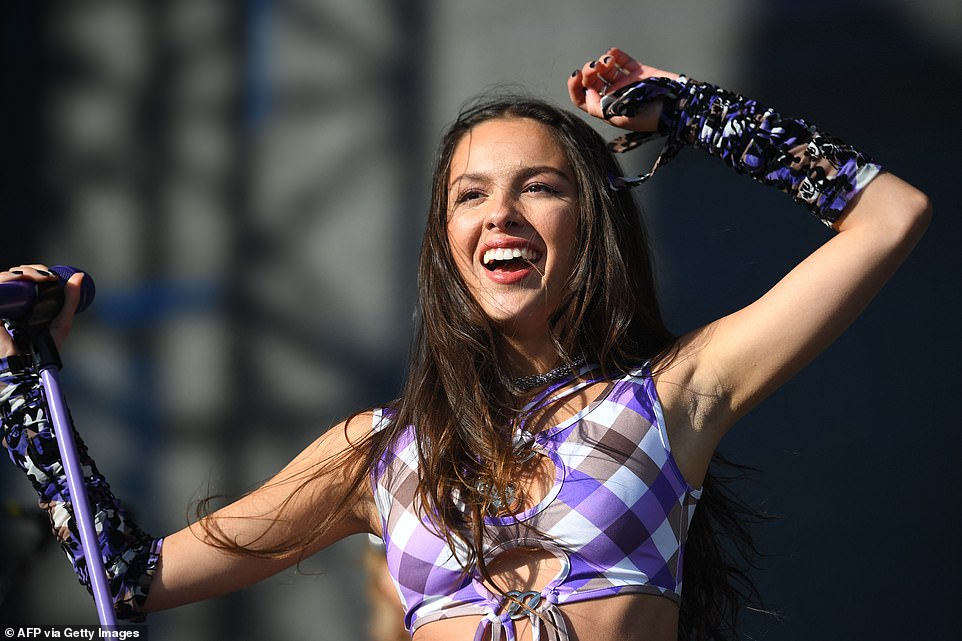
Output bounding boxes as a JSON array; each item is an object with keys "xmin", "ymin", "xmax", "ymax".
[{"xmin": 411, "ymin": 592, "xmax": 679, "ymax": 641}]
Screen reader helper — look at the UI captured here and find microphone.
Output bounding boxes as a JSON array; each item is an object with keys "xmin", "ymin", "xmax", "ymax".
[{"xmin": 0, "ymin": 265, "xmax": 96, "ymax": 325}]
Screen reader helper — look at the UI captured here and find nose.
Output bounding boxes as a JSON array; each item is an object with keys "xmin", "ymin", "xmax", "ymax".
[{"xmin": 484, "ymin": 191, "xmax": 525, "ymax": 230}]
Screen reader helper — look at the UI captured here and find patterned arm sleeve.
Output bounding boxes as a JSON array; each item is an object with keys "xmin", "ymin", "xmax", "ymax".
[
  {"xmin": 600, "ymin": 76, "xmax": 882, "ymax": 227},
  {"xmin": 0, "ymin": 355, "xmax": 162, "ymax": 622}
]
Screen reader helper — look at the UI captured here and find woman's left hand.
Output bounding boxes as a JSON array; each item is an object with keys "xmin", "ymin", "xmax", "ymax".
[{"xmin": 567, "ymin": 47, "xmax": 679, "ymax": 133}]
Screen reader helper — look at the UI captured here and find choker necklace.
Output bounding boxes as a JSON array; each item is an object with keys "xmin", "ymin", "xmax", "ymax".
[{"xmin": 511, "ymin": 355, "xmax": 586, "ymax": 391}]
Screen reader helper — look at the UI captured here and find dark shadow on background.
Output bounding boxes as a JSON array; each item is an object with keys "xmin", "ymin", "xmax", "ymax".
[
  {"xmin": 1, "ymin": 1, "xmax": 49, "ymax": 263},
  {"xmin": 644, "ymin": 4, "xmax": 961, "ymax": 639}
]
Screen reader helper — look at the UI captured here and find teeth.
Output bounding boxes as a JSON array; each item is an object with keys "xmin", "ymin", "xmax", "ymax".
[{"xmin": 482, "ymin": 247, "xmax": 540, "ymax": 265}]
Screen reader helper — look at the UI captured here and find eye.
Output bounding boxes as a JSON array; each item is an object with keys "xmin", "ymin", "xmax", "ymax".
[
  {"xmin": 523, "ymin": 182, "xmax": 560, "ymax": 195},
  {"xmin": 454, "ymin": 188, "xmax": 486, "ymax": 205}
]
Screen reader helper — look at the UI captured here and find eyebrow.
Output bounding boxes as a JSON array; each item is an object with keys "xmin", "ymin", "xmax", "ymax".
[{"xmin": 448, "ymin": 165, "xmax": 574, "ymax": 191}]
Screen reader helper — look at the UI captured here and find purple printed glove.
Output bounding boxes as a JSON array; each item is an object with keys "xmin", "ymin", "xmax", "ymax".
[
  {"xmin": 0, "ymin": 354, "xmax": 161, "ymax": 621},
  {"xmin": 601, "ymin": 76, "xmax": 881, "ymax": 226}
]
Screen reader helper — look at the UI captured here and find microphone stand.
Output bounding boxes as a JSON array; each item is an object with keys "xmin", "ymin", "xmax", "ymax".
[{"xmin": 30, "ymin": 328, "xmax": 118, "ymax": 628}]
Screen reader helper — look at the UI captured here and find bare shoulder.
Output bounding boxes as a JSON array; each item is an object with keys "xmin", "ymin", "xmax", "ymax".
[
  {"xmin": 304, "ymin": 409, "xmax": 380, "ymax": 462},
  {"xmin": 296, "ymin": 409, "xmax": 382, "ymax": 528}
]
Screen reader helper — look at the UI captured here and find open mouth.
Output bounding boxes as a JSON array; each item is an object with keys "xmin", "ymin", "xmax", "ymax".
[{"xmin": 482, "ymin": 247, "xmax": 541, "ymax": 272}]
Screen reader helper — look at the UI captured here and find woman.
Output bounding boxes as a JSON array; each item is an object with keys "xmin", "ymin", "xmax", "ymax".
[{"xmin": 1, "ymin": 48, "xmax": 930, "ymax": 640}]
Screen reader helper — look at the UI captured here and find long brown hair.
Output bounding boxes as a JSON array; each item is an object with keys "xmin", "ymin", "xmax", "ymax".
[{"xmin": 203, "ymin": 93, "xmax": 768, "ymax": 640}]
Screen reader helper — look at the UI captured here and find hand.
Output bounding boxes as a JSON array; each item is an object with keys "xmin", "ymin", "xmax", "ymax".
[
  {"xmin": 0, "ymin": 265, "xmax": 85, "ymax": 357},
  {"xmin": 567, "ymin": 47, "xmax": 680, "ymax": 133}
]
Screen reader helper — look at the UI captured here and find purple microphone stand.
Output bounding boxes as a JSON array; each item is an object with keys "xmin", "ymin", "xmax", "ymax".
[
  {"xmin": 7, "ymin": 267, "xmax": 117, "ymax": 627},
  {"xmin": 31, "ymin": 330, "xmax": 118, "ymax": 627}
]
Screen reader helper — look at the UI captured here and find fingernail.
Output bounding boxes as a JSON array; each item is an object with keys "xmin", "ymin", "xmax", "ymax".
[
  {"xmin": 10, "ymin": 270, "xmax": 23, "ymax": 275},
  {"xmin": 571, "ymin": 70, "xmax": 578, "ymax": 78},
  {"xmin": 588, "ymin": 60, "xmax": 597, "ymax": 68},
  {"xmin": 602, "ymin": 55, "xmax": 611, "ymax": 63},
  {"xmin": 39, "ymin": 269, "xmax": 54, "ymax": 277}
]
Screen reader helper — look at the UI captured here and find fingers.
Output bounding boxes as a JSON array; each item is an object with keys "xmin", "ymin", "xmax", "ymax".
[
  {"xmin": 568, "ymin": 48, "xmax": 681, "ymax": 130},
  {"xmin": 605, "ymin": 48, "xmax": 641, "ymax": 77},
  {"xmin": 567, "ymin": 60, "xmax": 615, "ymax": 119},
  {"xmin": 0, "ymin": 316, "xmax": 16, "ymax": 358},
  {"xmin": 0, "ymin": 265, "xmax": 58, "ymax": 358},
  {"xmin": 569, "ymin": 48, "xmax": 638, "ymax": 105},
  {"xmin": 0, "ymin": 264, "xmax": 58, "ymax": 284},
  {"xmin": 0, "ymin": 265, "xmax": 82, "ymax": 354},
  {"xmin": 567, "ymin": 69, "xmax": 588, "ymax": 113},
  {"xmin": 50, "ymin": 272, "xmax": 83, "ymax": 350},
  {"xmin": 592, "ymin": 49, "xmax": 637, "ymax": 95},
  {"xmin": 568, "ymin": 48, "xmax": 644, "ymax": 120}
]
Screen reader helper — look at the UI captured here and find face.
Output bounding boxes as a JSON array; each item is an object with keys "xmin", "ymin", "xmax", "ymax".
[{"xmin": 446, "ymin": 117, "xmax": 579, "ymax": 339}]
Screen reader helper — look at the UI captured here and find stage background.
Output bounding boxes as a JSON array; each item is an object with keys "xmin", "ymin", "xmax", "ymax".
[{"xmin": 2, "ymin": 1, "xmax": 960, "ymax": 639}]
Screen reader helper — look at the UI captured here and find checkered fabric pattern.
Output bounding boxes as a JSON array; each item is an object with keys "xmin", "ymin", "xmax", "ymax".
[{"xmin": 371, "ymin": 365, "xmax": 701, "ymax": 638}]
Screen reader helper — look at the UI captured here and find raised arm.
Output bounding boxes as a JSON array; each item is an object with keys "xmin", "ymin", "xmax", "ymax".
[
  {"xmin": 0, "ymin": 266, "xmax": 377, "ymax": 617},
  {"xmin": 669, "ymin": 172, "xmax": 928, "ymax": 482},
  {"xmin": 569, "ymin": 49, "xmax": 931, "ymax": 485}
]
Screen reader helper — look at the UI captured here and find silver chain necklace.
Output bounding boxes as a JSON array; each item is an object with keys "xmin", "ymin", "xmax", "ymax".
[{"xmin": 511, "ymin": 355, "xmax": 586, "ymax": 391}]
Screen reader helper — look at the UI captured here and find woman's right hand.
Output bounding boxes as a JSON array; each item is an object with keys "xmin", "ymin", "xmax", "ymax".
[{"xmin": 0, "ymin": 264, "xmax": 85, "ymax": 357}]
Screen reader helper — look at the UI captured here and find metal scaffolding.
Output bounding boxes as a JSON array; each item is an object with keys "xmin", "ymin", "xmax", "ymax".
[{"xmin": 1, "ymin": 1, "xmax": 428, "ymax": 639}]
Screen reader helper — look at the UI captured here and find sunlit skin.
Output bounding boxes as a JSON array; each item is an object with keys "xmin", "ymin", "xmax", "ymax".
[
  {"xmin": 0, "ymin": 45, "xmax": 931, "ymax": 641},
  {"xmin": 426, "ymin": 116, "xmax": 687, "ymax": 640},
  {"xmin": 446, "ymin": 117, "xmax": 580, "ymax": 375}
]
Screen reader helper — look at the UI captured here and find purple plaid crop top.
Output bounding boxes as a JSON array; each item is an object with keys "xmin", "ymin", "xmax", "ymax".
[{"xmin": 371, "ymin": 364, "xmax": 702, "ymax": 640}]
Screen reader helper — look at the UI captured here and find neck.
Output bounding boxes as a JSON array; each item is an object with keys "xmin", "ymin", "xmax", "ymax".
[{"xmin": 498, "ymin": 334, "xmax": 561, "ymax": 378}]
